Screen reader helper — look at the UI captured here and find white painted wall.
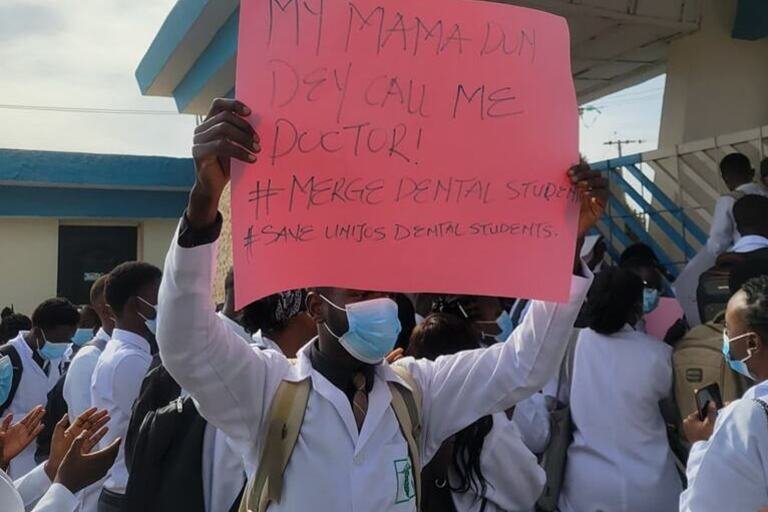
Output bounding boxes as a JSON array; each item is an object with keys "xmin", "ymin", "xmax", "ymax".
[{"xmin": 660, "ymin": 0, "xmax": 768, "ymax": 146}]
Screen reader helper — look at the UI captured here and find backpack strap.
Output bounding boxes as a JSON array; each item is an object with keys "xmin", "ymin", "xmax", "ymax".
[
  {"xmin": 389, "ymin": 364, "xmax": 423, "ymax": 510},
  {"xmin": 240, "ymin": 374, "xmax": 311, "ymax": 512},
  {"xmin": 0, "ymin": 345, "xmax": 23, "ymax": 417}
]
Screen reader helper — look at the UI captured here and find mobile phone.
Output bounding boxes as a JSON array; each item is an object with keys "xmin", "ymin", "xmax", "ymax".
[{"xmin": 695, "ymin": 382, "xmax": 723, "ymax": 421}]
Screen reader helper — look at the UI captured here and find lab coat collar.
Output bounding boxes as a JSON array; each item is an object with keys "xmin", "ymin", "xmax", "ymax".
[
  {"xmin": 252, "ymin": 331, "xmax": 283, "ymax": 354},
  {"xmin": 732, "ymin": 235, "xmax": 768, "ymax": 254},
  {"xmin": 287, "ymin": 340, "xmax": 413, "ymax": 448},
  {"xmin": 110, "ymin": 328, "xmax": 151, "ymax": 355},
  {"xmin": 95, "ymin": 328, "xmax": 110, "ymax": 343}
]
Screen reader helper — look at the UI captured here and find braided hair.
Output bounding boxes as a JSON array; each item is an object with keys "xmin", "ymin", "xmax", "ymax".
[
  {"xmin": 585, "ymin": 267, "xmax": 644, "ymax": 335},
  {"xmin": 742, "ymin": 276, "xmax": 768, "ymax": 340}
]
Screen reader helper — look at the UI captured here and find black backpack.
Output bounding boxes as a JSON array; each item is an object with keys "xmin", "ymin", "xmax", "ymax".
[
  {"xmin": 35, "ymin": 372, "xmax": 69, "ymax": 463},
  {"xmin": 0, "ymin": 345, "xmax": 23, "ymax": 416},
  {"xmin": 697, "ymin": 265, "xmax": 732, "ymax": 323},
  {"xmin": 125, "ymin": 395, "xmax": 208, "ymax": 512}
]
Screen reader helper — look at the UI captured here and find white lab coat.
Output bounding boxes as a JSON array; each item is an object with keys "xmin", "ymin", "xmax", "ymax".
[
  {"xmin": 449, "ymin": 412, "xmax": 544, "ymax": 512},
  {"xmin": 62, "ymin": 329, "xmax": 110, "ymax": 512},
  {"xmin": 680, "ymin": 381, "xmax": 768, "ymax": 511},
  {"xmin": 5, "ymin": 463, "xmax": 77, "ymax": 512},
  {"xmin": 730, "ymin": 234, "xmax": 768, "ymax": 253},
  {"xmin": 64, "ymin": 329, "xmax": 110, "ymax": 421},
  {"xmin": 559, "ymin": 327, "xmax": 682, "ymax": 512},
  {"xmin": 90, "ymin": 329, "xmax": 152, "ymax": 494},
  {"xmin": 676, "ymin": 183, "xmax": 768, "ymax": 326},
  {"xmin": 156, "ymin": 222, "xmax": 590, "ymax": 512},
  {"xmin": 202, "ymin": 313, "xmax": 253, "ymax": 512},
  {"xmin": 5, "ymin": 334, "xmax": 63, "ymax": 479}
]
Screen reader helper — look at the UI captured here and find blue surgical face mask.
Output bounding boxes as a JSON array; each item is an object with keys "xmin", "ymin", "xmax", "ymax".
[
  {"xmin": 722, "ymin": 330, "xmax": 757, "ymax": 380},
  {"xmin": 71, "ymin": 328, "xmax": 93, "ymax": 346},
  {"xmin": 137, "ymin": 296, "xmax": 158, "ymax": 336},
  {"xmin": 478, "ymin": 311, "xmax": 514, "ymax": 343},
  {"xmin": 321, "ymin": 296, "xmax": 401, "ymax": 364},
  {"xmin": 38, "ymin": 331, "xmax": 70, "ymax": 361},
  {"xmin": 0, "ymin": 356, "xmax": 13, "ymax": 405},
  {"xmin": 643, "ymin": 287, "xmax": 660, "ymax": 314}
]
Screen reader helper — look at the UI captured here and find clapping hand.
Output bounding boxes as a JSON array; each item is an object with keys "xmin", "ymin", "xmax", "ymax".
[
  {"xmin": 0, "ymin": 405, "xmax": 45, "ymax": 470},
  {"xmin": 45, "ymin": 408, "xmax": 110, "ymax": 480}
]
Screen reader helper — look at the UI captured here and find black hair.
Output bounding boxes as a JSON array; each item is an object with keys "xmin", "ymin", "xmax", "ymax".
[
  {"xmin": 585, "ymin": 267, "xmax": 644, "ymax": 335},
  {"xmin": 742, "ymin": 276, "xmax": 768, "ymax": 340},
  {"xmin": 733, "ymin": 194, "xmax": 768, "ymax": 234},
  {"xmin": 90, "ymin": 274, "xmax": 109, "ymax": 307},
  {"xmin": 407, "ymin": 313, "xmax": 492, "ymax": 497},
  {"xmin": 0, "ymin": 307, "xmax": 13, "ymax": 320},
  {"xmin": 393, "ymin": 294, "xmax": 416, "ymax": 352},
  {"xmin": 619, "ymin": 243, "xmax": 659, "ymax": 267},
  {"xmin": 0, "ymin": 313, "xmax": 32, "ymax": 344},
  {"xmin": 31, "ymin": 298, "xmax": 80, "ymax": 331},
  {"xmin": 720, "ymin": 153, "xmax": 753, "ymax": 179},
  {"xmin": 730, "ymin": 259, "xmax": 768, "ymax": 294},
  {"xmin": 241, "ymin": 289, "xmax": 307, "ymax": 335},
  {"xmin": 105, "ymin": 262, "xmax": 162, "ymax": 315},
  {"xmin": 761, "ymin": 157, "xmax": 768, "ymax": 179}
]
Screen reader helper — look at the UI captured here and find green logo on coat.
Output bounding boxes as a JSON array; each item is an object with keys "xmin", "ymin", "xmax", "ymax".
[{"xmin": 394, "ymin": 458, "xmax": 416, "ymax": 504}]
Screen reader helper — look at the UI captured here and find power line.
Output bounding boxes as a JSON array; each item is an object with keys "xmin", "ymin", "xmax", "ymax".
[{"xmin": 0, "ymin": 103, "xmax": 183, "ymax": 116}]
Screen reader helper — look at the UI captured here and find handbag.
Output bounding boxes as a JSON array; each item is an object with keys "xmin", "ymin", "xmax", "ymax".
[{"xmin": 536, "ymin": 330, "xmax": 578, "ymax": 512}]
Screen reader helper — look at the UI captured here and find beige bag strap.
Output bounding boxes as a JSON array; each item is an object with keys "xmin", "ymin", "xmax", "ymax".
[
  {"xmin": 239, "ymin": 377, "xmax": 311, "ymax": 512},
  {"xmin": 388, "ymin": 364, "xmax": 423, "ymax": 510}
]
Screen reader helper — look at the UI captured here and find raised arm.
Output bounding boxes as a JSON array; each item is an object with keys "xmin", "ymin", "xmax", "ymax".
[
  {"xmin": 157, "ymin": 99, "xmax": 289, "ymax": 447},
  {"xmin": 399, "ymin": 164, "xmax": 606, "ymax": 462}
]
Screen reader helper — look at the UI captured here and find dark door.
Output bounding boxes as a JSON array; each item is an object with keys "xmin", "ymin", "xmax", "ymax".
[{"xmin": 57, "ymin": 226, "xmax": 137, "ymax": 305}]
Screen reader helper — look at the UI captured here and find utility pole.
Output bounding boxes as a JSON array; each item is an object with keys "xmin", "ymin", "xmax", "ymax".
[{"xmin": 603, "ymin": 138, "xmax": 646, "ymax": 158}]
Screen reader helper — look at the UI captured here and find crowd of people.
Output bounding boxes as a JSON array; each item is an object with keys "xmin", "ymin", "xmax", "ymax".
[{"xmin": 1, "ymin": 98, "xmax": 768, "ymax": 512}]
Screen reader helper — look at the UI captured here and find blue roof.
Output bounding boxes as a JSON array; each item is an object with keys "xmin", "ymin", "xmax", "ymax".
[{"xmin": 0, "ymin": 148, "xmax": 194, "ymax": 218}]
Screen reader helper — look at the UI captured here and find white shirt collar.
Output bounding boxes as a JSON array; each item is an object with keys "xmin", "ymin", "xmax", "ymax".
[
  {"xmin": 251, "ymin": 330, "xmax": 283, "ymax": 354},
  {"xmin": 731, "ymin": 235, "xmax": 768, "ymax": 254},
  {"xmin": 110, "ymin": 328, "xmax": 151, "ymax": 354},
  {"xmin": 95, "ymin": 328, "xmax": 111, "ymax": 342}
]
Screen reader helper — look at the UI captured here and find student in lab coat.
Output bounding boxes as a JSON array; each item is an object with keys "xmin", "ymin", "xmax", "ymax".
[
  {"xmin": 3, "ymin": 299, "xmax": 79, "ymax": 479},
  {"xmin": 676, "ymin": 153, "xmax": 768, "ymax": 325},
  {"xmin": 0, "ymin": 406, "xmax": 120, "ymax": 512},
  {"xmin": 156, "ymin": 98, "xmax": 607, "ymax": 512},
  {"xmin": 680, "ymin": 275, "xmax": 768, "ymax": 511},
  {"xmin": 62, "ymin": 275, "xmax": 114, "ymax": 512},
  {"xmin": 559, "ymin": 267, "xmax": 682, "ymax": 512},
  {"xmin": 91, "ymin": 262, "xmax": 161, "ymax": 512},
  {"xmin": 405, "ymin": 313, "xmax": 544, "ymax": 512}
]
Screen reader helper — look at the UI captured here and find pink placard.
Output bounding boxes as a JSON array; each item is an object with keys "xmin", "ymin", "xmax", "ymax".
[
  {"xmin": 232, "ymin": 0, "xmax": 578, "ymax": 308},
  {"xmin": 645, "ymin": 297, "xmax": 685, "ymax": 340}
]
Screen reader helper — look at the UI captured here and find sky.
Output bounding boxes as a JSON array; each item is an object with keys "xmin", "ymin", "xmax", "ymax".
[{"xmin": 0, "ymin": 0, "xmax": 665, "ymax": 162}]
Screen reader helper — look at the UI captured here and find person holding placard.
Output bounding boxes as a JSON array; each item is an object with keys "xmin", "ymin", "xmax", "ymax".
[{"xmin": 156, "ymin": 98, "xmax": 607, "ymax": 512}]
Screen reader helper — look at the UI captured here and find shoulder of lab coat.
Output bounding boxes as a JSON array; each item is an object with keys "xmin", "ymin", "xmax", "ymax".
[
  {"xmin": 63, "ymin": 345, "xmax": 101, "ymax": 421},
  {"xmin": 706, "ymin": 195, "xmax": 736, "ymax": 256},
  {"xmin": 30, "ymin": 483, "xmax": 77, "ymax": 512},
  {"xmin": 13, "ymin": 463, "xmax": 50, "ymax": 508},
  {"xmin": 394, "ymin": 270, "xmax": 591, "ymax": 463},
  {"xmin": 681, "ymin": 397, "xmax": 768, "ymax": 511},
  {"xmin": 476, "ymin": 412, "xmax": 545, "ymax": 511},
  {"xmin": 157, "ymin": 221, "xmax": 292, "ymax": 449}
]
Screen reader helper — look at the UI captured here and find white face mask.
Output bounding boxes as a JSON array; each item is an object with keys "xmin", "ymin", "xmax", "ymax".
[{"xmin": 137, "ymin": 296, "xmax": 157, "ymax": 336}]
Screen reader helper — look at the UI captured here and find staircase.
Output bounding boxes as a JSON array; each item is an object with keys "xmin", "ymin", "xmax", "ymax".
[{"xmin": 591, "ymin": 125, "xmax": 768, "ymax": 277}]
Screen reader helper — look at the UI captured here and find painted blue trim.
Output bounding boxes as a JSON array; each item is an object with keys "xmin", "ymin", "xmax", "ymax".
[
  {"xmin": 0, "ymin": 148, "xmax": 194, "ymax": 190},
  {"xmin": 136, "ymin": 0, "xmax": 211, "ymax": 94},
  {"xmin": 624, "ymin": 164, "xmax": 708, "ymax": 245},
  {"xmin": 607, "ymin": 197, "xmax": 678, "ymax": 275},
  {"xmin": 174, "ymin": 10, "xmax": 239, "ymax": 112},
  {"xmin": 590, "ymin": 154, "xmax": 643, "ymax": 172},
  {"xmin": 609, "ymin": 171, "xmax": 694, "ymax": 258},
  {"xmin": 0, "ymin": 186, "xmax": 188, "ymax": 219}
]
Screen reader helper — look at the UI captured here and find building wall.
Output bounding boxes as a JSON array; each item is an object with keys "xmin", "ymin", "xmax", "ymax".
[
  {"xmin": 141, "ymin": 219, "xmax": 180, "ymax": 271},
  {"xmin": 0, "ymin": 219, "xmax": 59, "ymax": 315},
  {"xmin": 0, "ymin": 217, "xmax": 183, "ymax": 316},
  {"xmin": 660, "ymin": 0, "xmax": 768, "ymax": 146}
]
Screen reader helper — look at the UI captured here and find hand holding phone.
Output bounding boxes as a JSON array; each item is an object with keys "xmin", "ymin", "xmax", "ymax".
[{"xmin": 695, "ymin": 382, "xmax": 724, "ymax": 421}]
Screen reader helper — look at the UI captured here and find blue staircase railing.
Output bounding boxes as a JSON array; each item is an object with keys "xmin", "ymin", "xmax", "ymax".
[{"xmin": 591, "ymin": 154, "xmax": 708, "ymax": 278}]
